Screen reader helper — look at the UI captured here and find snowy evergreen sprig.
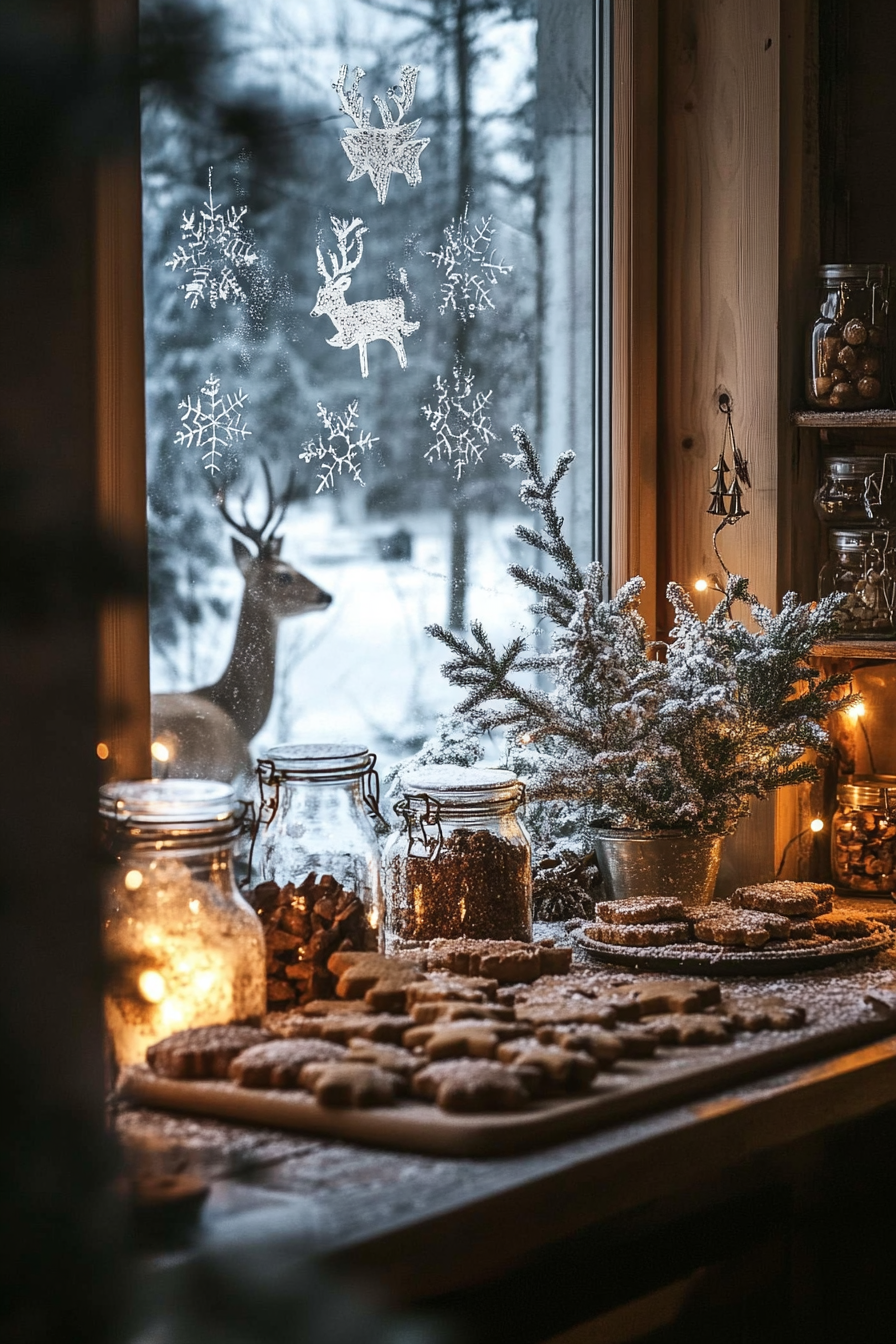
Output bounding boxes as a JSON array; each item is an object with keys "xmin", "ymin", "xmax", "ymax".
[{"xmin": 426, "ymin": 427, "xmax": 855, "ymax": 836}]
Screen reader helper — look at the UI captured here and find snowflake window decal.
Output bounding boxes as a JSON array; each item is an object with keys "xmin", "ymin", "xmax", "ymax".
[
  {"xmin": 298, "ymin": 401, "xmax": 378, "ymax": 493},
  {"xmin": 175, "ymin": 375, "xmax": 252, "ymax": 475},
  {"xmin": 334, "ymin": 64, "xmax": 430, "ymax": 206},
  {"xmin": 422, "ymin": 363, "xmax": 497, "ymax": 479},
  {"xmin": 165, "ymin": 167, "xmax": 259, "ymax": 309},
  {"xmin": 426, "ymin": 204, "xmax": 512, "ymax": 321}
]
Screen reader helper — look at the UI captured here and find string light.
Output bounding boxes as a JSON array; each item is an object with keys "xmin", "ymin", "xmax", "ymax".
[
  {"xmin": 846, "ymin": 699, "xmax": 866, "ymax": 720},
  {"xmin": 96, "ymin": 742, "xmax": 110, "ymax": 761},
  {"xmin": 151, "ymin": 741, "xmax": 170, "ymax": 763},
  {"xmin": 694, "ymin": 579, "xmax": 709, "ymax": 593},
  {"xmin": 810, "ymin": 817, "xmax": 824, "ymax": 833},
  {"xmin": 124, "ymin": 870, "xmax": 144, "ymax": 892},
  {"xmin": 137, "ymin": 970, "xmax": 166, "ymax": 1004}
]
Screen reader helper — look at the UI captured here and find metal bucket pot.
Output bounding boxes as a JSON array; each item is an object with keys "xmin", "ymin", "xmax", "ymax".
[{"xmin": 592, "ymin": 829, "xmax": 725, "ymax": 909}]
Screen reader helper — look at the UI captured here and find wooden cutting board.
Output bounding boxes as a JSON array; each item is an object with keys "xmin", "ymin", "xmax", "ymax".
[{"xmin": 119, "ymin": 999, "xmax": 896, "ymax": 1158}]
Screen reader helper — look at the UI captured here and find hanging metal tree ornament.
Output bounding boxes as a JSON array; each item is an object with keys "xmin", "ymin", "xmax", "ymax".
[{"xmin": 706, "ymin": 393, "xmax": 751, "ymax": 575}]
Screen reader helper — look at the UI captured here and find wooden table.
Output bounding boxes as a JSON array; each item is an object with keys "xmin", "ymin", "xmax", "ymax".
[{"xmin": 120, "ymin": 915, "xmax": 896, "ymax": 1341}]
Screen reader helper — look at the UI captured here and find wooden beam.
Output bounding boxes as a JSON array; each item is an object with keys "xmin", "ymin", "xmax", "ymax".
[
  {"xmin": 94, "ymin": 0, "xmax": 151, "ymax": 780},
  {"xmin": 612, "ymin": 0, "xmax": 659, "ymax": 632}
]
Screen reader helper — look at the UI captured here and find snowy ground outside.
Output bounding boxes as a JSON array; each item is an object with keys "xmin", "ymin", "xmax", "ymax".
[{"xmin": 150, "ymin": 501, "xmax": 535, "ymax": 776}]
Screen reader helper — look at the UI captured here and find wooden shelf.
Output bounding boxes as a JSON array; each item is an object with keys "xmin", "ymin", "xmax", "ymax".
[
  {"xmin": 791, "ymin": 409, "xmax": 896, "ymax": 428},
  {"xmin": 812, "ymin": 640, "xmax": 896, "ymax": 660}
]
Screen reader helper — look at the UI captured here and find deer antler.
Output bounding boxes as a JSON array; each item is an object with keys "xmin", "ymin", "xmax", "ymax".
[
  {"xmin": 333, "ymin": 65, "xmax": 369, "ymax": 130},
  {"xmin": 380, "ymin": 65, "xmax": 418, "ymax": 127},
  {"xmin": 216, "ymin": 460, "xmax": 296, "ymax": 554}
]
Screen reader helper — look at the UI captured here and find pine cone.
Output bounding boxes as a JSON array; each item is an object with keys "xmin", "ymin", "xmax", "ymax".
[{"xmin": 532, "ymin": 847, "xmax": 602, "ymax": 923}]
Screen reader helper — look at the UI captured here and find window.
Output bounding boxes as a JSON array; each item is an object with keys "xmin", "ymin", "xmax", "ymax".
[{"xmin": 142, "ymin": 0, "xmax": 600, "ymax": 781}]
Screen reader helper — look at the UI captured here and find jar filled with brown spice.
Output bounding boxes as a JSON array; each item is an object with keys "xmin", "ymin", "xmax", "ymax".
[
  {"xmin": 831, "ymin": 775, "xmax": 896, "ymax": 892},
  {"xmin": 383, "ymin": 765, "xmax": 532, "ymax": 951},
  {"xmin": 806, "ymin": 263, "xmax": 890, "ymax": 410}
]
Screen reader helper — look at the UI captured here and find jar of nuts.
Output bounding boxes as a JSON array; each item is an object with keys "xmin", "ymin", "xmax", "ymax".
[
  {"xmin": 814, "ymin": 454, "xmax": 896, "ymax": 527},
  {"xmin": 832, "ymin": 775, "xmax": 896, "ymax": 892},
  {"xmin": 383, "ymin": 765, "xmax": 532, "ymax": 951},
  {"xmin": 819, "ymin": 528, "xmax": 896, "ymax": 638},
  {"xmin": 807, "ymin": 264, "xmax": 890, "ymax": 410},
  {"xmin": 250, "ymin": 744, "xmax": 384, "ymax": 1010}
]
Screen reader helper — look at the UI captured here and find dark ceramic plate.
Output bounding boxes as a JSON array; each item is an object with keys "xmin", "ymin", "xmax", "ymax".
[{"xmin": 572, "ymin": 924, "xmax": 893, "ymax": 976}]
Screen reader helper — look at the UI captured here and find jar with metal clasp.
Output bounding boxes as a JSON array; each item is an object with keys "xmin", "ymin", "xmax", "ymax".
[
  {"xmin": 814, "ymin": 454, "xmax": 896, "ymax": 527},
  {"xmin": 819, "ymin": 528, "xmax": 896, "ymax": 638},
  {"xmin": 100, "ymin": 779, "xmax": 266, "ymax": 1069},
  {"xmin": 382, "ymin": 765, "xmax": 532, "ymax": 951},
  {"xmin": 249, "ymin": 744, "xmax": 384, "ymax": 1010},
  {"xmin": 831, "ymin": 775, "xmax": 896, "ymax": 891},
  {"xmin": 806, "ymin": 263, "xmax": 890, "ymax": 409}
]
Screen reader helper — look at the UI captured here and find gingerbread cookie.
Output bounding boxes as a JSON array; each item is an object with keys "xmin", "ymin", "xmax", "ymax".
[
  {"xmin": 412, "ymin": 1059, "xmax": 529, "ymax": 1112},
  {"xmin": 403, "ymin": 1020, "xmax": 520, "ymax": 1060},
  {"xmin": 495, "ymin": 1041, "xmax": 597, "ymax": 1095},
  {"xmin": 301, "ymin": 1061, "xmax": 403, "ymax": 1107},
  {"xmin": 328, "ymin": 951, "xmax": 426, "ymax": 1011},
  {"xmin": 623, "ymin": 978, "xmax": 722, "ymax": 1014},
  {"xmin": 146, "ymin": 1025, "xmax": 271, "ymax": 1080},
  {"xmin": 730, "ymin": 881, "xmax": 822, "ymax": 917},
  {"xmin": 639, "ymin": 1014, "xmax": 731, "ymax": 1046},
  {"xmin": 298, "ymin": 999, "xmax": 374, "ymax": 1017},
  {"xmin": 692, "ymin": 910, "xmax": 772, "ymax": 948},
  {"xmin": 344, "ymin": 1040, "xmax": 424, "ymax": 1077},
  {"xmin": 405, "ymin": 975, "xmax": 498, "ymax": 1006},
  {"xmin": 720, "ymin": 996, "xmax": 807, "ymax": 1032},
  {"xmin": 409, "ymin": 1000, "xmax": 516, "ymax": 1026},
  {"xmin": 514, "ymin": 999, "xmax": 619, "ymax": 1029},
  {"xmin": 586, "ymin": 920, "xmax": 691, "ymax": 947},
  {"xmin": 270, "ymin": 1011, "xmax": 413, "ymax": 1045},
  {"xmin": 595, "ymin": 896, "xmax": 686, "ymax": 925},
  {"xmin": 813, "ymin": 911, "xmax": 874, "ymax": 940},
  {"xmin": 536, "ymin": 1026, "xmax": 624, "ymax": 1064},
  {"xmin": 610, "ymin": 1025, "xmax": 661, "ymax": 1058},
  {"xmin": 228, "ymin": 1038, "xmax": 345, "ymax": 1088},
  {"xmin": 425, "ymin": 939, "xmax": 572, "ymax": 983}
]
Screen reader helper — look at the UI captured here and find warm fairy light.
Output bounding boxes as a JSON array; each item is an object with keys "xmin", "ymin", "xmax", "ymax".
[
  {"xmin": 137, "ymin": 970, "xmax": 166, "ymax": 1004},
  {"xmin": 847, "ymin": 699, "xmax": 866, "ymax": 719},
  {"xmin": 694, "ymin": 579, "xmax": 709, "ymax": 593},
  {"xmin": 188, "ymin": 898, "xmax": 200, "ymax": 914},
  {"xmin": 519, "ymin": 733, "xmax": 533, "ymax": 745},
  {"xmin": 124, "ymin": 869, "xmax": 143, "ymax": 892},
  {"xmin": 810, "ymin": 817, "xmax": 825, "ymax": 833},
  {"xmin": 96, "ymin": 742, "xmax": 110, "ymax": 761},
  {"xmin": 151, "ymin": 740, "xmax": 170, "ymax": 762}
]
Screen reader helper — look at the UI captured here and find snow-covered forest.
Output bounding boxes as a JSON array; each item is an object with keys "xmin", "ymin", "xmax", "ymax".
[{"xmin": 142, "ymin": 0, "xmax": 595, "ymax": 775}]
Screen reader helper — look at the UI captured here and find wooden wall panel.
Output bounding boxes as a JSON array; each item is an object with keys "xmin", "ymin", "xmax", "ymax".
[{"xmin": 658, "ymin": 0, "xmax": 782, "ymax": 888}]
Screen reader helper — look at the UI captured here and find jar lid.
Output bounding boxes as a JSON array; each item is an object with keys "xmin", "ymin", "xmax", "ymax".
[
  {"xmin": 823, "ymin": 455, "xmax": 889, "ymax": 476},
  {"xmin": 828, "ymin": 528, "xmax": 892, "ymax": 550},
  {"xmin": 263, "ymin": 743, "xmax": 374, "ymax": 782},
  {"xmin": 99, "ymin": 779, "xmax": 240, "ymax": 837},
  {"xmin": 818, "ymin": 263, "xmax": 889, "ymax": 282},
  {"xmin": 837, "ymin": 774, "xmax": 896, "ymax": 809},
  {"xmin": 401, "ymin": 764, "xmax": 523, "ymax": 807}
]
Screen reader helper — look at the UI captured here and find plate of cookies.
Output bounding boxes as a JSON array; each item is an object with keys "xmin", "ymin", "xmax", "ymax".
[
  {"xmin": 573, "ymin": 882, "xmax": 893, "ymax": 974},
  {"xmin": 118, "ymin": 937, "xmax": 896, "ymax": 1156}
]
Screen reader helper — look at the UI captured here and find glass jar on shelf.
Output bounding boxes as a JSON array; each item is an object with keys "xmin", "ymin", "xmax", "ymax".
[
  {"xmin": 814, "ymin": 453, "xmax": 896, "ymax": 527},
  {"xmin": 831, "ymin": 775, "xmax": 896, "ymax": 891},
  {"xmin": 383, "ymin": 766, "xmax": 532, "ymax": 952},
  {"xmin": 251, "ymin": 744, "xmax": 384, "ymax": 1010},
  {"xmin": 100, "ymin": 780, "xmax": 266, "ymax": 1069},
  {"xmin": 818, "ymin": 528, "xmax": 896, "ymax": 638},
  {"xmin": 806, "ymin": 263, "xmax": 890, "ymax": 409}
]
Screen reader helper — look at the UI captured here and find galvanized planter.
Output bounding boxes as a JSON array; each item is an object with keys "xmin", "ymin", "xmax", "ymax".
[{"xmin": 592, "ymin": 829, "xmax": 724, "ymax": 909}]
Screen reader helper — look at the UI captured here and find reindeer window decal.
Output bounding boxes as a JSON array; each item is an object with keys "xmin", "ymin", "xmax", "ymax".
[
  {"xmin": 311, "ymin": 215, "xmax": 419, "ymax": 377},
  {"xmin": 334, "ymin": 64, "xmax": 430, "ymax": 206}
]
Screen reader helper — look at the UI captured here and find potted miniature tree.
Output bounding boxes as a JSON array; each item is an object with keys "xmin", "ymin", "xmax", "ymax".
[{"xmin": 423, "ymin": 428, "xmax": 853, "ymax": 906}]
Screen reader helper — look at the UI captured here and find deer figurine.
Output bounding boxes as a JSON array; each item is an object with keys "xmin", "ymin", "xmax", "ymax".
[
  {"xmin": 151, "ymin": 464, "xmax": 332, "ymax": 783},
  {"xmin": 311, "ymin": 215, "xmax": 419, "ymax": 378}
]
